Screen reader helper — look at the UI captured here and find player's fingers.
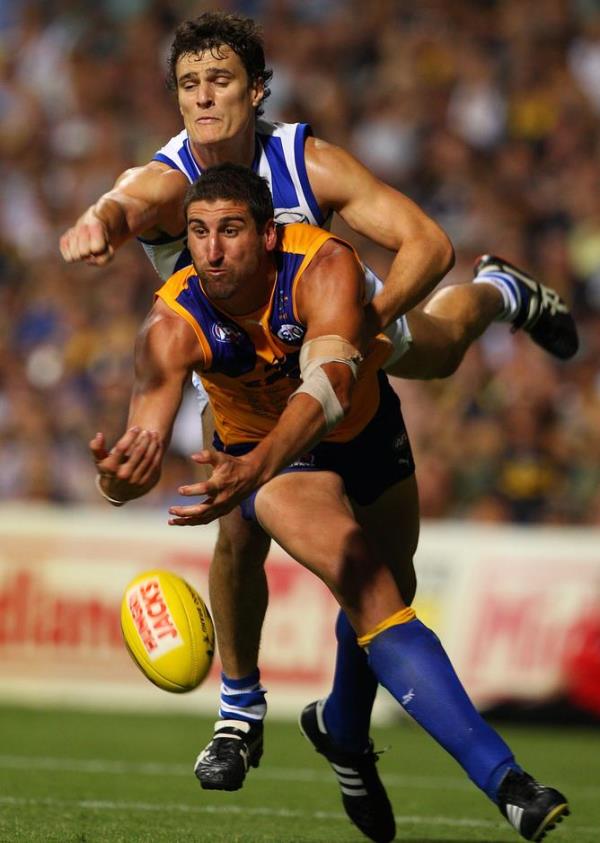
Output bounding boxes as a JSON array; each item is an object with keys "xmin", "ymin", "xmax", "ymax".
[
  {"xmin": 111, "ymin": 426, "xmax": 141, "ymax": 457},
  {"xmin": 167, "ymin": 498, "xmax": 217, "ymax": 522},
  {"xmin": 190, "ymin": 449, "xmax": 221, "ymax": 467},
  {"xmin": 59, "ymin": 231, "xmax": 75, "ymax": 262},
  {"xmin": 116, "ymin": 429, "xmax": 154, "ymax": 479},
  {"xmin": 72, "ymin": 223, "xmax": 107, "ymax": 262},
  {"xmin": 89, "ymin": 432, "xmax": 109, "ymax": 462},
  {"xmin": 84, "ymin": 244, "xmax": 115, "ymax": 266},
  {"xmin": 168, "ymin": 512, "xmax": 215, "ymax": 526},
  {"xmin": 129, "ymin": 433, "xmax": 162, "ymax": 485},
  {"xmin": 87, "ymin": 221, "xmax": 110, "ymax": 257},
  {"xmin": 177, "ymin": 481, "xmax": 212, "ymax": 497},
  {"xmin": 117, "ymin": 429, "xmax": 155, "ymax": 483}
]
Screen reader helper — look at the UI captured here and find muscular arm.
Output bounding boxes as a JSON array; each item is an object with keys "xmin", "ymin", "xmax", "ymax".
[
  {"xmin": 245, "ymin": 239, "xmax": 365, "ymax": 484},
  {"xmin": 60, "ymin": 163, "xmax": 189, "ymax": 266},
  {"xmin": 91, "ymin": 300, "xmax": 202, "ymax": 503},
  {"xmin": 305, "ymin": 136, "xmax": 455, "ymax": 331},
  {"xmin": 168, "ymin": 240, "xmax": 366, "ymax": 525}
]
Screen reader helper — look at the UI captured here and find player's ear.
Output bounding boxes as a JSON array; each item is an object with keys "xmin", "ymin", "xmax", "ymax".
[
  {"xmin": 250, "ymin": 78, "xmax": 264, "ymax": 109},
  {"xmin": 263, "ymin": 219, "xmax": 277, "ymax": 251}
]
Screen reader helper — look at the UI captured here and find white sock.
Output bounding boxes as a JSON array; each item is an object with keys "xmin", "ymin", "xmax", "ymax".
[
  {"xmin": 473, "ymin": 271, "xmax": 522, "ymax": 322},
  {"xmin": 219, "ymin": 671, "xmax": 267, "ymax": 722}
]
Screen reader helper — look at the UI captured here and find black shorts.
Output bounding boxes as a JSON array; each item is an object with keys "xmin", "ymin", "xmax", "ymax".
[{"xmin": 213, "ymin": 371, "xmax": 415, "ymax": 521}]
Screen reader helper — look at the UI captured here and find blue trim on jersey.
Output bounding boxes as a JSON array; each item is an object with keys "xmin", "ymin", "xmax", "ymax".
[
  {"xmin": 260, "ymin": 134, "xmax": 299, "ymax": 210},
  {"xmin": 180, "ymin": 139, "xmax": 201, "ymax": 181},
  {"xmin": 251, "ymin": 139, "xmax": 261, "ymax": 173},
  {"xmin": 174, "ymin": 246, "xmax": 192, "ymax": 271},
  {"xmin": 294, "ymin": 124, "xmax": 325, "ymax": 225},
  {"xmin": 153, "ymin": 152, "xmax": 179, "ymax": 171},
  {"xmin": 269, "ymin": 251, "xmax": 305, "ymax": 345},
  {"xmin": 175, "ymin": 277, "xmax": 256, "ymax": 376}
]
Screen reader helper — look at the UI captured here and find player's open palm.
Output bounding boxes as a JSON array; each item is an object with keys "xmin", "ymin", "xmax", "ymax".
[{"xmin": 168, "ymin": 449, "xmax": 260, "ymax": 525}]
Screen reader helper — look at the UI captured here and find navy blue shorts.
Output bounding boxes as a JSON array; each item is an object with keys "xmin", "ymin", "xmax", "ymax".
[{"xmin": 213, "ymin": 372, "xmax": 415, "ymax": 521}]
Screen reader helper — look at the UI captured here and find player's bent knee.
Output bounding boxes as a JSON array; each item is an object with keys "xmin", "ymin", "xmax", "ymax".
[
  {"xmin": 328, "ymin": 539, "xmax": 391, "ymax": 608},
  {"xmin": 436, "ymin": 347, "xmax": 464, "ymax": 378},
  {"xmin": 214, "ymin": 516, "xmax": 270, "ymax": 569}
]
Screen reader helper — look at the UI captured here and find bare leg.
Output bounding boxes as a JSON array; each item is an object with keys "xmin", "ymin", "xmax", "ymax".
[
  {"xmin": 389, "ymin": 283, "xmax": 503, "ymax": 379},
  {"xmin": 317, "ymin": 474, "xmax": 420, "ymax": 754},
  {"xmin": 209, "ymin": 507, "xmax": 271, "ymax": 678},
  {"xmin": 201, "ymin": 406, "xmax": 272, "ymax": 679},
  {"xmin": 353, "ymin": 473, "xmax": 420, "ymax": 605},
  {"xmin": 255, "ymin": 471, "xmax": 404, "ymax": 634}
]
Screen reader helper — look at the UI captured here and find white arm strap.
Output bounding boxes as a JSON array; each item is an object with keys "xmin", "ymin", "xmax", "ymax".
[{"xmin": 289, "ymin": 335, "xmax": 363, "ymax": 431}]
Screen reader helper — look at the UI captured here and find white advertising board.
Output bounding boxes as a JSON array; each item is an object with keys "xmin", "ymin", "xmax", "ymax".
[{"xmin": 0, "ymin": 505, "xmax": 598, "ymax": 718}]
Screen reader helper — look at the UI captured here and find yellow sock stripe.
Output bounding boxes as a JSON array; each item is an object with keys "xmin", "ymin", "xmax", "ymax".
[{"xmin": 357, "ymin": 607, "xmax": 417, "ymax": 648}]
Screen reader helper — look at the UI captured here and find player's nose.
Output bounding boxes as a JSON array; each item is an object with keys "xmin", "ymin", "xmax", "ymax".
[
  {"xmin": 207, "ymin": 235, "xmax": 224, "ymax": 264},
  {"xmin": 197, "ymin": 82, "xmax": 214, "ymax": 108}
]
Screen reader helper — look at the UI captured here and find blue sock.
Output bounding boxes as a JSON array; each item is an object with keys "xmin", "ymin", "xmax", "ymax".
[
  {"xmin": 219, "ymin": 668, "xmax": 267, "ymax": 724},
  {"xmin": 323, "ymin": 610, "xmax": 377, "ymax": 753},
  {"xmin": 367, "ymin": 619, "xmax": 519, "ymax": 801}
]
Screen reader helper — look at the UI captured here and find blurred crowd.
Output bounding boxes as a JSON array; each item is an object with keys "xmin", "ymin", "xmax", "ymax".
[{"xmin": 1, "ymin": 0, "xmax": 599, "ymax": 523}]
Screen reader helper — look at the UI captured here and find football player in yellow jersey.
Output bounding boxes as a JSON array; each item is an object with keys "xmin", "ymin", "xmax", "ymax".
[
  {"xmin": 65, "ymin": 13, "xmax": 578, "ymax": 840},
  {"xmin": 91, "ymin": 165, "xmax": 569, "ymax": 843}
]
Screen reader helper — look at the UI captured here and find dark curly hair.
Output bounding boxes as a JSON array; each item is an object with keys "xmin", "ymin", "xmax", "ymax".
[
  {"xmin": 167, "ymin": 12, "xmax": 273, "ymax": 117},
  {"xmin": 184, "ymin": 163, "xmax": 274, "ymax": 232}
]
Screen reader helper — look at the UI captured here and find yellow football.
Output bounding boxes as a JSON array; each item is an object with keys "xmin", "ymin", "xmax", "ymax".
[{"xmin": 120, "ymin": 569, "xmax": 214, "ymax": 693}]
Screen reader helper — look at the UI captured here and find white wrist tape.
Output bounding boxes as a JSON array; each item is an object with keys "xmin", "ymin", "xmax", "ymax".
[
  {"xmin": 289, "ymin": 335, "xmax": 363, "ymax": 431},
  {"xmin": 95, "ymin": 473, "xmax": 125, "ymax": 507}
]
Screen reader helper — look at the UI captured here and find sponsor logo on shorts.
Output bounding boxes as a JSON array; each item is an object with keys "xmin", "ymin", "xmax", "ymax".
[
  {"xmin": 392, "ymin": 432, "xmax": 408, "ymax": 453},
  {"xmin": 212, "ymin": 322, "xmax": 245, "ymax": 344},
  {"xmin": 290, "ymin": 452, "xmax": 316, "ymax": 469},
  {"xmin": 277, "ymin": 324, "xmax": 305, "ymax": 343},
  {"xmin": 127, "ymin": 578, "xmax": 183, "ymax": 660}
]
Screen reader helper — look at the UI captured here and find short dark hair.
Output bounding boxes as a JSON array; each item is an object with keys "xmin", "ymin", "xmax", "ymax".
[
  {"xmin": 184, "ymin": 163, "xmax": 274, "ymax": 231},
  {"xmin": 167, "ymin": 12, "xmax": 273, "ymax": 117}
]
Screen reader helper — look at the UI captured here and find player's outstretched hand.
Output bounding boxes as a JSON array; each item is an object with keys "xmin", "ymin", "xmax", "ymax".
[
  {"xmin": 91, "ymin": 427, "xmax": 163, "ymax": 505},
  {"xmin": 168, "ymin": 449, "xmax": 260, "ymax": 526},
  {"xmin": 60, "ymin": 214, "xmax": 115, "ymax": 266}
]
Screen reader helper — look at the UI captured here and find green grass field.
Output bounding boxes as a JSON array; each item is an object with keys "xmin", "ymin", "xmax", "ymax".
[{"xmin": 0, "ymin": 704, "xmax": 596, "ymax": 842}]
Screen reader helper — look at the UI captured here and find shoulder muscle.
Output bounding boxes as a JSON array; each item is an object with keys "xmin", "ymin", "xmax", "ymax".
[{"xmin": 136, "ymin": 299, "xmax": 204, "ymax": 386}]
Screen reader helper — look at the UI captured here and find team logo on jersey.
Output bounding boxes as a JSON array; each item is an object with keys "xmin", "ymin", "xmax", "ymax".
[
  {"xmin": 277, "ymin": 324, "xmax": 305, "ymax": 343},
  {"xmin": 212, "ymin": 322, "xmax": 245, "ymax": 344},
  {"xmin": 275, "ymin": 211, "xmax": 310, "ymax": 225}
]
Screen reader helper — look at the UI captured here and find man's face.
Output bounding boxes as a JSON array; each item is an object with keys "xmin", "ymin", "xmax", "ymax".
[
  {"xmin": 187, "ymin": 199, "xmax": 274, "ymax": 307},
  {"xmin": 176, "ymin": 47, "xmax": 263, "ymax": 147}
]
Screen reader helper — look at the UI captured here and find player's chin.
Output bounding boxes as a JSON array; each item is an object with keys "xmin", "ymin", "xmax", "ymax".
[{"xmin": 191, "ymin": 124, "xmax": 226, "ymax": 145}]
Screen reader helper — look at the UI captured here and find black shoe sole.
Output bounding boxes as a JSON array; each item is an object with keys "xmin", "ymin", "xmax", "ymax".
[{"xmin": 531, "ymin": 803, "xmax": 570, "ymax": 841}]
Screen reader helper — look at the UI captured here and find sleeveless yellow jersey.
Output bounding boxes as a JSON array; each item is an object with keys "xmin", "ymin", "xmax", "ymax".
[{"xmin": 156, "ymin": 223, "xmax": 391, "ymax": 446}]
